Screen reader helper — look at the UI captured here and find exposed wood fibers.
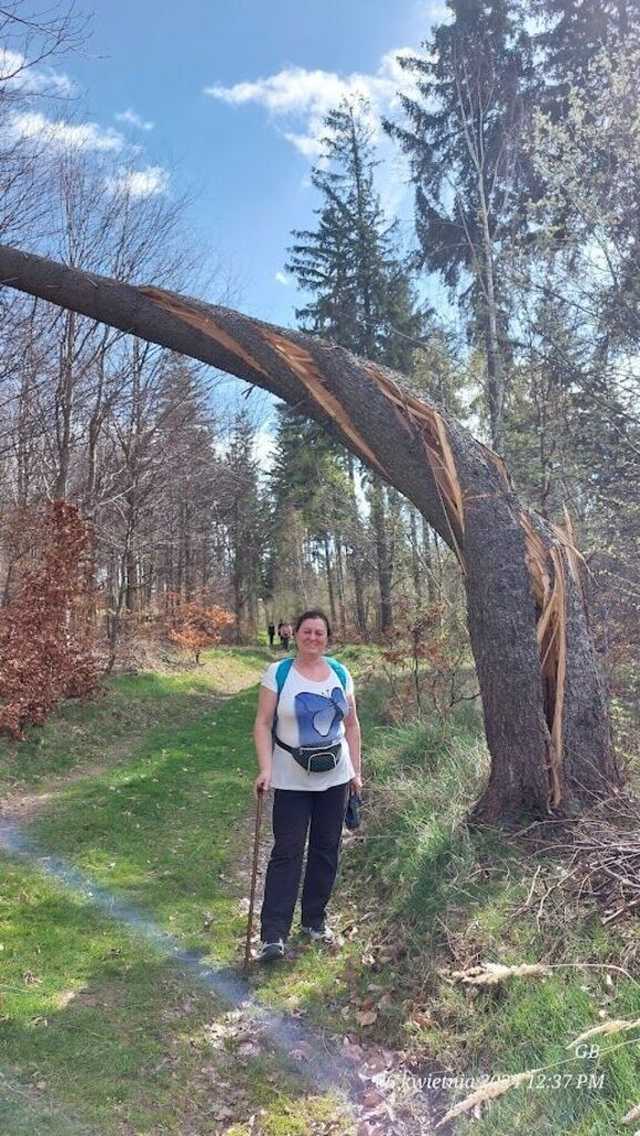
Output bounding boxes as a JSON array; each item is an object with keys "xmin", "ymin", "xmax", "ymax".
[
  {"xmin": 140, "ymin": 287, "xmax": 272, "ymax": 383},
  {"xmin": 521, "ymin": 512, "xmax": 569, "ymax": 808},
  {"xmin": 141, "ymin": 289, "xmax": 390, "ymax": 476},
  {"xmin": 261, "ymin": 331, "xmax": 389, "ymax": 476},
  {"xmin": 138, "ymin": 287, "xmax": 465, "ymax": 545},
  {"xmin": 364, "ymin": 363, "xmax": 466, "ymax": 560},
  {"xmin": 479, "ymin": 441, "xmax": 511, "ymax": 488}
]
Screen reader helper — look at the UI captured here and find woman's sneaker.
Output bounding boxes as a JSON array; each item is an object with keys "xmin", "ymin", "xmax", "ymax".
[
  {"xmin": 258, "ymin": 938, "xmax": 285, "ymax": 962},
  {"xmin": 301, "ymin": 922, "xmax": 335, "ymax": 944}
]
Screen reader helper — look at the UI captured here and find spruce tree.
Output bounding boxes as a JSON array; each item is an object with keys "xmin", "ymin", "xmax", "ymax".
[
  {"xmin": 537, "ymin": 0, "xmax": 639, "ymax": 98},
  {"xmin": 223, "ymin": 410, "xmax": 264, "ymax": 642},
  {"xmin": 384, "ymin": 0, "xmax": 538, "ymax": 452},
  {"xmin": 287, "ymin": 96, "xmax": 424, "ymax": 634}
]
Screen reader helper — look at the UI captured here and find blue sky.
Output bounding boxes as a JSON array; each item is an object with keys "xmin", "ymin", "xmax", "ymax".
[
  {"xmin": 17, "ymin": 0, "xmax": 446, "ymax": 326},
  {"xmin": 3, "ymin": 0, "xmax": 448, "ymax": 447}
]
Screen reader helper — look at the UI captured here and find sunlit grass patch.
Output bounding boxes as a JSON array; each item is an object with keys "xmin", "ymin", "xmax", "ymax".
[
  {"xmin": 332, "ymin": 704, "xmax": 640, "ymax": 1134},
  {"xmin": 0, "ymin": 645, "xmax": 270, "ymax": 794},
  {"xmin": 2, "ymin": 646, "xmax": 639, "ymax": 1136}
]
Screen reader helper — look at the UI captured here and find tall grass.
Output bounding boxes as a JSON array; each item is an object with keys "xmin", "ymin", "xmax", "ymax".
[{"xmin": 340, "ymin": 698, "xmax": 640, "ymax": 1135}]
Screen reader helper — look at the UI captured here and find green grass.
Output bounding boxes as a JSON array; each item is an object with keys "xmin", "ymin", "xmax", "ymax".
[
  {"xmin": 332, "ymin": 708, "xmax": 640, "ymax": 1135},
  {"xmin": 0, "ymin": 645, "xmax": 357, "ymax": 1135},
  {"xmin": 0, "ymin": 646, "xmax": 272, "ymax": 794},
  {"xmin": 2, "ymin": 646, "xmax": 639, "ymax": 1135},
  {"xmin": 0, "ymin": 862, "xmax": 353, "ymax": 1136}
]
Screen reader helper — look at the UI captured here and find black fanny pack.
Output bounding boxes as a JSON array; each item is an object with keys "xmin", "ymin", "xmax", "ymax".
[{"xmin": 275, "ymin": 736, "xmax": 342, "ymax": 774}]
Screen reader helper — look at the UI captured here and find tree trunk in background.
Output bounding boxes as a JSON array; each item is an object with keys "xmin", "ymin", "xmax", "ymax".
[
  {"xmin": 409, "ymin": 508, "xmax": 424, "ymax": 612},
  {"xmin": 54, "ymin": 310, "xmax": 76, "ymax": 499},
  {"xmin": 477, "ymin": 188, "xmax": 506, "ymax": 454},
  {"xmin": 334, "ymin": 532, "xmax": 348, "ymax": 639},
  {"xmin": 0, "ymin": 243, "xmax": 622, "ymax": 823},
  {"xmin": 323, "ymin": 533, "xmax": 338, "ymax": 630},
  {"xmin": 346, "ymin": 455, "xmax": 367, "ymax": 639},
  {"xmin": 232, "ymin": 497, "xmax": 246, "ymax": 644},
  {"xmin": 370, "ymin": 478, "xmax": 393, "ymax": 636},
  {"xmin": 421, "ymin": 521, "xmax": 437, "ymax": 606},
  {"xmin": 294, "ymin": 515, "xmax": 308, "ymax": 609}
]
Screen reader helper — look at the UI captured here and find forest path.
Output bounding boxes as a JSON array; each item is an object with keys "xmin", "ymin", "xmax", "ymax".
[{"xmin": 0, "ymin": 648, "xmax": 441, "ymax": 1136}]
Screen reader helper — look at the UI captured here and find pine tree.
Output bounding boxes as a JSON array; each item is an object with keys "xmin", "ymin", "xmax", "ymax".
[
  {"xmin": 287, "ymin": 96, "xmax": 425, "ymax": 634},
  {"xmin": 385, "ymin": 0, "xmax": 538, "ymax": 452},
  {"xmin": 223, "ymin": 411, "xmax": 264, "ymax": 642},
  {"xmin": 289, "ymin": 97, "xmax": 423, "ymax": 367},
  {"xmin": 537, "ymin": 0, "xmax": 639, "ymax": 99}
]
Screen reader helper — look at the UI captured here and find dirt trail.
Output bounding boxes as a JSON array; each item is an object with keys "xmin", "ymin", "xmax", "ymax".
[
  {"xmin": 0, "ymin": 670, "xmax": 447, "ymax": 1136},
  {"xmin": 228, "ymin": 794, "xmax": 445, "ymax": 1135}
]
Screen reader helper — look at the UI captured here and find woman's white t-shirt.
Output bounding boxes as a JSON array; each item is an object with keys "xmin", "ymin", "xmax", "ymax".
[{"xmin": 261, "ymin": 658, "xmax": 355, "ymax": 791}]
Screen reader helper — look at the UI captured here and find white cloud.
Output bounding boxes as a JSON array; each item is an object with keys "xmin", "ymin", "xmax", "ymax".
[
  {"xmin": 8, "ymin": 111, "xmax": 125, "ymax": 152},
  {"xmin": 282, "ymin": 131, "xmax": 325, "ymax": 159},
  {"xmin": 274, "ymin": 271, "xmax": 292, "ymax": 286},
  {"xmin": 106, "ymin": 165, "xmax": 169, "ymax": 198},
  {"xmin": 0, "ymin": 48, "xmax": 75, "ymax": 95},
  {"xmin": 414, "ymin": 1, "xmax": 452, "ymax": 26},
  {"xmin": 204, "ymin": 47, "xmax": 425, "ymax": 160},
  {"xmin": 115, "ymin": 108, "xmax": 154, "ymax": 131}
]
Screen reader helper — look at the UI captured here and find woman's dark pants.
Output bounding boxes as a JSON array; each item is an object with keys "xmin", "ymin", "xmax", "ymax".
[{"xmin": 260, "ymin": 782, "xmax": 349, "ymax": 942}]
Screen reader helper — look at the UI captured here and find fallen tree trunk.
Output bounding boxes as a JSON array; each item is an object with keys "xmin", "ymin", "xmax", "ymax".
[{"xmin": 0, "ymin": 244, "xmax": 622, "ymax": 822}]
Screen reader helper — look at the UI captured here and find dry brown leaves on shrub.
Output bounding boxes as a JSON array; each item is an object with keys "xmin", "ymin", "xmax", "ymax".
[{"xmin": 0, "ymin": 500, "xmax": 98, "ymax": 738}]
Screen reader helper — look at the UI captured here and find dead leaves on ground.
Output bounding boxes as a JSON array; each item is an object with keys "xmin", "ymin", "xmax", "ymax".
[
  {"xmin": 622, "ymin": 1101, "xmax": 640, "ymax": 1125},
  {"xmin": 355, "ymin": 1008, "xmax": 379, "ymax": 1027}
]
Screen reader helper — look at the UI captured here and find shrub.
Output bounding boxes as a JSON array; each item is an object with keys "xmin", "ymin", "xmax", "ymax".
[
  {"xmin": 0, "ymin": 500, "xmax": 98, "ymax": 738},
  {"xmin": 165, "ymin": 594, "xmax": 234, "ymax": 664}
]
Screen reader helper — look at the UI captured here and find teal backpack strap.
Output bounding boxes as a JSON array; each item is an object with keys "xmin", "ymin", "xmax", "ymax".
[
  {"xmin": 325, "ymin": 656, "xmax": 348, "ymax": 693},
  {"xmin": 273, "ymin": 657, "xmax": 295, "ymax": 738},
  {"xmin": 275, "ymin": 657, "xmax": 295, "ymax": 700}
]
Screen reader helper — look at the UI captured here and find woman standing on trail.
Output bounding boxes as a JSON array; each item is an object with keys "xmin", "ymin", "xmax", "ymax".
[{"xmin": 253, "ymin": 609, "xmax": 362, "ymax": 962}]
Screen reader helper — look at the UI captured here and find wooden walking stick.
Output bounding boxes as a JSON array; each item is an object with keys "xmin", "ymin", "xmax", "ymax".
[{"xmin": 243, "ymin": 787, "xmax": 264, "ymax": 972}]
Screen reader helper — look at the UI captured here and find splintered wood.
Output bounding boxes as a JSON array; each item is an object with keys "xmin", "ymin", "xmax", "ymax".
[
  {"xmin": 260, "ymin": 331, "xmax": 388, "ymax": 476},
  {"xmin": 140, "ymin": 286, "xmax": 272, "ymax": 381},
  {"xmin": 138, "ymin": 286, "xmax": 466, "ymax": 553},
  {"xmin": 521, "ymin": 513, "xmax": 568, "ymax": 808},
  {"xmin": 364, "ymin": 362, "xmax": 465, "ymax": 559}
]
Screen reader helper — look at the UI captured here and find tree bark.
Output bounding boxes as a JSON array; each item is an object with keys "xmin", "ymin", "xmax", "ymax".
[
  {"xmin": 370, "ymin": 477, "xmax": 393, "ymax": 636},
  {"xmin": 409, "ymin": 507, "xmax": 424, "ymax": 612},
  {"xmin": 323, "ymin": 533, "xmax": 338, "ymax": 631},
  {"xmin": 0, "ymin": 243, "xmax": 622, "ymax": 821}
]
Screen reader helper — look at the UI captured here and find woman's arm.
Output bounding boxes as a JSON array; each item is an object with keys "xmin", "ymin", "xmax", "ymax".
[
  {"xmin": 344, "ymin": 692, "xmax": 362, "ymax": 792},
  {"xmin": 253, "ymin": 685, "xmax": 278, "ymax": 797}
]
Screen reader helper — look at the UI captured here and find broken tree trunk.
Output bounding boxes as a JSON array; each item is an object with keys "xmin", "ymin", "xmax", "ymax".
[{"xmin": 0, "ymin": 244, "xmax": 622, "ymax": 822}]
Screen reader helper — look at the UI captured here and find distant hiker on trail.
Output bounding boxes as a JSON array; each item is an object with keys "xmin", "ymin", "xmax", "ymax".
[
  {"xmin": 267, "ymin": 622, "xmax": 276, "ymax": 648},
  {"xmin": 279, "ymin": 621, "xmax": 292, "ymax": 651},
  {"xmin": 252, "ymin": 608, "xmax": 363, "ymax": 962}
]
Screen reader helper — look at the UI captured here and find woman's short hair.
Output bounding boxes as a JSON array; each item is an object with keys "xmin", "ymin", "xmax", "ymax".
[{"xmin": 295, "ymin": 609, "xmax": 332, "ymax": 638}]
